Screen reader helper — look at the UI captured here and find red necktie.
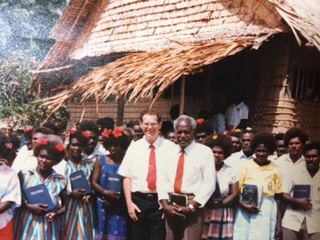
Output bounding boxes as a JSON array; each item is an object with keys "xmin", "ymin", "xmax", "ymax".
[
  {"xmin": 147, "ymin": 145, "xmax": 157, "ymax": 191},
  {"xmin": 174, "ymin": 150, "xmax": 185, "ymax": 193}
]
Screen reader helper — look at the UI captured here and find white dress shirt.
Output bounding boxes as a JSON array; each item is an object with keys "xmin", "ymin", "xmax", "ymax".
[
  {"xmin": 12, "ymin": 146, "xmax": 37, "ymax": 173},
  {"xmin": 157, "ymin": 141, "xmax": 215, "ymax": 207},
  {"xmin": 224, "ymin": 150, "xmax": 255, "ymax": 172},
  {"xmin": 217, "ymin": 163, "xmax": 239, "ymax": 198},
  {"xmin": 118, "ymin": 136, "xmax": 176, "ymax": 193},
  {"xmin": 282, "ymin": 167, "xmax": 320, "ymax": 234},
  {"xmin": 225, "ymin": 101, "xmax": 249, "ymax": 128},
  {"xmin": 273, "ymin": 153, "xmax": 306, "ymax": 180}
]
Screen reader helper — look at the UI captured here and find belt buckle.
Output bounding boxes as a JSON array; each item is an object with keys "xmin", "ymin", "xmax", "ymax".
[{"xmin": 146, "ymin": 193, "xmax": 154, "ymax": 200}]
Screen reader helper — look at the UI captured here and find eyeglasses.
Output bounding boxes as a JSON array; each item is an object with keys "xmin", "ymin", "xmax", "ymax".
[{"xmin": 142, "ymin": 123, "xmax": 158, "ymax": 128}]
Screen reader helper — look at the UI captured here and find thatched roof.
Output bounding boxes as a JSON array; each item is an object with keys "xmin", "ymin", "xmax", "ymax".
[{"xmin": 34, "ymin": 0, "xmax": 320, "ymax": 112}]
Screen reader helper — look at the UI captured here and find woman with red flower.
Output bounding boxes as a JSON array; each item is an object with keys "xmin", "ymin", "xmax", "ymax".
[
  {"xmin": 14, "ymin": 140, "xmax": 67, "ymax": 240},
  {"xmin": 92, "ymin": 128, "xmax": 130, "ymax": 240}
]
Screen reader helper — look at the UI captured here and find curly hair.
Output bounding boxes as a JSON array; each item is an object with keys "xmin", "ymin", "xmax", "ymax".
[
  {"xmin": 42, "ymin": 122, "xmax": 59, "ymax": 135},
  {"xmin": 203, "ymin": 134, "xmax": 233, "ymax": 159},
  {"xmin": 251, "ymin": 133, "xmax": 277, "ymax": 154},
  {"xmin": 274, "ymin": 133, "xmax": 284, "ymax": 141},
  {"xmin": 195, "ymin": 122, "xmax": 213, "ymax": 135},
  {"xmin": 78, "ymin": 121, "xmax": 100, "ymax": 136},
  {"xmin": 34, "ymin": 142, "xmax": 65, "ymax": 164},
  {"xmin": 96, "ymin": 117, "xmax": 115, "ymax": 131},
  {"xmin": 228, "ymin": 131, "xmax": 241, "ymax": 139},
  {"xmin": 284, "ymin": 128, "xmax": 309, "ymax": 146},
  {"xmin": 33, "ymin": 127, "xmax": 55, "ymax": 135},
  {"xmin": 303, "ymin": 141, "xmax": 320, "ymax": 156},
  {"xmin": 69, "ymin": 131, "xmax": 90, "ymax": 147},
  {"xmin": 102, "ymin": 132, "xmax": 130, "ymax": 151}
]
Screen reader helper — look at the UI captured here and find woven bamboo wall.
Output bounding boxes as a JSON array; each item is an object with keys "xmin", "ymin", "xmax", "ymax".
[
  {"xmin": 250, "ymin": 35, "xmax": 320, "ymax": 140},
  {"xmin": 66, "ymin": 97, "xmax": 203, "ymax": 127}
]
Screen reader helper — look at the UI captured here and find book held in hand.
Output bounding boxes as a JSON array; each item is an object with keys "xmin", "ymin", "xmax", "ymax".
[
  {"xmin": 23, "ymin": 184, "xmax": 56, "ymax": 211},
  {"xmin": 241, "ymin": 184, "xmax": 264, "ymax": 208},
  {"xmin": 70, "ymin": 170, "xmax": 92, "ymax": 195},
  {"xmin": 105, "ymin": 173, "xmax": 123, "ymax": 193},
  {"xmin": 170, "ymin": 193, "xmax": 188, "ymax": 207},
  {"xmin": 293, "ymin": 185, "xmax": 311, "ymax": 199},
  {"xmin": 210, "ymin": 181, "xmax": 222, "ymax": 204}
]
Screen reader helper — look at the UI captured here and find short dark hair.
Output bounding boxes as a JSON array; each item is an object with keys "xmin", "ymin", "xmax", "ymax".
[
  {"xmin": 69, "ymin": 130, "xmax": 90, "ymax": 147},
  {"xmin": 195, "ymin": 122, "xmax": 213, "ymax": 135},
  {"xmin": 275, "ymin": 133, "xmax": 285, "ymax": 141},
  {"xmin": 284, "ymin": 128, "xmax": 309, "ymax": 146},
  {"xmin": 96, "ymin": 117, "xmax": 115, "ymax": 131},
  {"xmin": 251, "ymin": 133, "xmax": 277, "ymax": 154},
  {"xmin": 42, "ymin": 122, "xmax": 59, "ymax": 135},
  {"xmin": 303, "ymin": 141, "xmax": 320, "ymax": 156},
  {"xmin": 228, "ymin": 131, "xmax": 241, "ymax": 139},
  {"xmin": 9, "ymin": 133, "xmax": 21, "ymax": 150},
  {"xmin": 34, "ymin": 143, "xmax": 65, "ymax": 164},
  {"xmin": 140, "ymin": 109, "xmax": 162, "ymax": 123},
  {"xmin": 241, "ymin": 128, "xmax": 256, "ymax": 137},
  {"xmin": 102, "ymin": 130, "xmax": 130, "ymax": 151},
  {"xmin": 203, "ymin": 134, "xmax": 233, "ymax": 159},
  {"xmin": 33, "ymin": 127, "xmax": 55, "ymax": 135},
  {"xmin": 78, "ymin": 121, "xmax": 100, "ymax": 136}
]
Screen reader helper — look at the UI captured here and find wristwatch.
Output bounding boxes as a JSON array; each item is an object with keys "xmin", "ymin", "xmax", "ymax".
[{"xmin": 188, "ymin": 203, "xmax": 196, "ymax": 212}]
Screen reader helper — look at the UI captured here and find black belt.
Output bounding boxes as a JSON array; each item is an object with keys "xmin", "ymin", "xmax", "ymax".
[{"xmin": 133, "ymin": 192, "xmax": 158, "ymax": 201}]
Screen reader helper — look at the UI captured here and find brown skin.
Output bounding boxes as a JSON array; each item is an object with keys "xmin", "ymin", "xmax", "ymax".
[
  {"xmin": 22, "ymin": 150, "xmax": 67, "ymax": 221},
  {"xmin": 231, "ymin": 136, "xmax": 241, "ymax": 153},
  {"xmin": 239, "ymin": 144, "xmax": 282, "ymax": 238},
  {"xmin": 32, "ymin": 132, "xmax": 44, "ymax": 150},
  {"xmin": 132, "ymin": 125, "xmax": 143, "ymax": 141},
  {"xmin": 241, "ymin": 132, "xmax": 254, "ymax": 157},
  {"xmin": 276, "ymin": 139, "xmax": 287, "ymax": 157},
  {"xmin": 166, "ymin": 132, "xmax": 177, "ymax": 144},
  {"xmin": 288, "ymin": 137, "xmax": 304, "ymax": 163},
  {"xmin": 161, "ymin": 119, "xmax": 200, "ymax": 220},
  {"xmin": 195, "ymin": 132, "xmax": 207, "ymax": 144},
  {"xmin": 83, "ymin": 131, "xmax": 98, "ymax": 156}
]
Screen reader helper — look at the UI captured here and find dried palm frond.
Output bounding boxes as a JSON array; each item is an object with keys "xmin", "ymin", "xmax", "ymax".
[{"xmin": 42, "ymin": 40, "xmax": 254, "ymax": 114}]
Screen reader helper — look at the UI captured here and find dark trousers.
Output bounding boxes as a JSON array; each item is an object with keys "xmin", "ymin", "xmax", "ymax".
[{"xmin": 129, "ymin": 194, "xmax": 166, "ymax": 240}]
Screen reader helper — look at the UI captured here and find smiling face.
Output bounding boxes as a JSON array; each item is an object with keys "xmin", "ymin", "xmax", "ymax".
[
  {"xmin": 84, "ymin": 131, "xmax": 98, "ymax": 154},
  {"xmin": 305, "ymin": 149, "xmax": 320, "ymax": 173},
  {"xmin": 37, "ymin": 149, "xmax": 55, "ymax": 171},
  {"xmin": 254, "ymin": 144, "xmax": 269, "ymax": 164},
  {"xmin": 175, "ymin": 119, "xmax": 194, "ymax": 149},
  {"xmin": 212, "ymin": 145, "xmax": 224, "ymax": 166},
  {"xmin": 288, "ymin": 137, "xmax": 303, "ymax": 158},
  {"xmin": 140, "ymin": 114, "xmax": 162, "ymax": 144},
  {"xmin": 69, "ymin": 138, "xmax": 84, "ymax": 158}
]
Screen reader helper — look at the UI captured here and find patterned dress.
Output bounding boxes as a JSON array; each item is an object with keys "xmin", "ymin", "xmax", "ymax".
[
  {"xmin": 95, "ymin": 155, "xmax": 128, "ymax": 240},
  {"xmin": 14, "ymin": 169, "xmax": 67, "ymax": 240},
  {"xmin": 64, "ymin": 157, "xmax": 95, "ymax": 240}
]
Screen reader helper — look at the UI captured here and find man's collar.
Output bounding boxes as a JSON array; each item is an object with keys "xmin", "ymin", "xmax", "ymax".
[{"xmin": 179, "ymin": 140, "xmax": 196, "ymax": 155}]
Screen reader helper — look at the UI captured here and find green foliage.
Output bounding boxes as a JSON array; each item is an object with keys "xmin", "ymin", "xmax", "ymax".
[{"xmin": 0, "ymin": 54, "xmax": 69, "ymax": 131}]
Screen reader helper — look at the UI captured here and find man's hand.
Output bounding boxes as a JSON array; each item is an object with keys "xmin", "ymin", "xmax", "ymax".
[
  {"xmin": 163, "ymin": 203, "xmax": 187, "ymax": 220},
  {"xmin": 27, "ymin": 204, "xmax": 48, "ymax": 215},
  {"xmin": 294, "ymin": 198, "xmax": 312, "ymax": 210},
  {"xmin": 127, "ymin": 201, "xmax": 141, "ymax": 222}
]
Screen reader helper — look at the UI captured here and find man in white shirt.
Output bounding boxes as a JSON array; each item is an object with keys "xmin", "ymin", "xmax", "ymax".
[
  {"xmin": 118, "ymin": 110, "xmax": 175, "ymax": 240},
  {"xmin": 282, "ymin": 141, "xmax": 320, "ymax": 240},
  {"xmin": 225, "ymin": 128, "xmax": 255, "ymax": 171},
  {"xmin": 158, "ymin": 115, "xmax": 215, "ymax": 240},
  {"xmin": 225, "ymin": 101, "xmax": 249, "ymax": 131}
]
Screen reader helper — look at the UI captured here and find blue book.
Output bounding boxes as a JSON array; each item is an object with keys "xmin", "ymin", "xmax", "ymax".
[
  {"xmin": 23, "ymin": 184, "xmax": 56, "ymax": 211},
  {"xmin": 293, "ymin": 185, "xmax": 311, "ymax": 198},
  {"xmin": 105, "ymin": 173, "xmax": 123, "ymax": 193},
  {"xmin": 70, "ymin": 170, "xmax": 92, "ymax": 195}
]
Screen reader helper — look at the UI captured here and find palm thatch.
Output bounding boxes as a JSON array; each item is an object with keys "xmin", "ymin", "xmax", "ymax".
[
  {"xmin": 270, "ymin": 0, "xmax": 320, "ymax": 50},
  {"xmin": 42, "ymin": 40, "xmax": 254, "ymax": 114}
]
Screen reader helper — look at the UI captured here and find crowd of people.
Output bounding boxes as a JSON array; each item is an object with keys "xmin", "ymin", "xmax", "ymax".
[{"xmin": 0, "ymin": 109, "xmax": 319, "ymax": 240}]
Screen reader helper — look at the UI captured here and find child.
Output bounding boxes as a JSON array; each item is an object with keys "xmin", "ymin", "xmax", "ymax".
[
  {"xmin": 14, "ymin": 139, "xmax": 67, "ymax": 239},
  {"xmin": 233, "ymin": 133, "xmax": 282, "ymax": 240}
]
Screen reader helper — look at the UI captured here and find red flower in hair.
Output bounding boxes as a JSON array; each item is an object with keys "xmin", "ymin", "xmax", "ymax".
[
  {"xmin": 196, "ymin": 118, "xmax": 204, "ymax": 124},
  {"xmin": 70, "ymin": 130, "xmax": 76, "ymax": 135},
  {"xmin": 102, "ymin": 129, "xmax": 112, "ymax": 138},
  {"xmin": 113, "ymin": 128, "xmax": 123, "ymax": 138},
  {"xmin": 56, "ymin": 144, "xmax": 65, "ymax": 152},
  {"xmin": 5, "ymin": 143, "xmax": 13, "ymax": 149},
  {"xmin": 24, "ymin": 128, "xmax": 33, "ymax": 133},
  {"xmin": 82, "ymin": 132, "xmax": 90, "ymax": 138},
  {"xmin": 39, "ymin": 139, "xmax": 48, "ymax": 146}
]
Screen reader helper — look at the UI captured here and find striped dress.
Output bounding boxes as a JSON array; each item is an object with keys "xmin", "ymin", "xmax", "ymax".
[
  {"xmin": 64, "ymin": 157, "xmax": 95, "ymax": 240},
  {"xmin": 14, "ymin": 169, "xmax": 67, "ymax": 240}
]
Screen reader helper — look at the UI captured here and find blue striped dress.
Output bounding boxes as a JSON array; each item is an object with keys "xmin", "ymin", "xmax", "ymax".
[
  {"xmin": 14, "ymin": 169, "xmax": 67, "ymax": 240},
  {"xmin": 64, "ymin": 157, "xmax": 95, "ymax": 240}
]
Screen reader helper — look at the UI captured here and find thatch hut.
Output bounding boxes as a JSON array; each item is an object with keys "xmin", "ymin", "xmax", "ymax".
[{"xmin": 32, "ymin": 0, "xmax": 320, "ymax": 138}]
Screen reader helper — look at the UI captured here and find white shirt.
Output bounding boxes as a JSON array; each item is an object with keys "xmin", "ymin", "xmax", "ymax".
[
  {"xmin": 118, "ymin": 136, "xmax": 175, "ymax": 193},
  {"xmin": 86, "ymin": 148, "xmax": 104, "ymax": 164},
  {"xmin": 282, "ymin": 167, "xmax": 320, "ymax": 234},
  {"xmin": 217, "ymin": 163, "xmax": 239, "ymax": 198},
  {"xmin": 12, "ymin": 147, "xmax": 37, "ymax": 173},
  {"xmin": 96, "ymin": 143, "xmax": 110, "ymax": 156},
  {"xmin": 211, "ymin": 113, "xmax": 226, "ymax": 134},
  {"xmin": 225, "ymin": 101, "xmax": 249, "ymax": 128},
  {"xmin": 224, "ymin": 150, "xmax": 255, "ymax": 172},
  {"xmin": 157, "ymin": 141, "xmax": 215, "ymax": 207},
  {"xmin": 53, "ymin": 159, "xmax": 67, "ymax": 176}
]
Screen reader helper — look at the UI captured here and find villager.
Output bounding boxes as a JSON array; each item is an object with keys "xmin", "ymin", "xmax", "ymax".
[
  {"xmin": 227, "ymin": 131, "xmax": 242, "ymax": 153},
  {"xmin": 195, "ymin": 121, "xmax": 213, "ymax": 144},
  {"xmin": 274, "ymin": 133, "xmax": 288, "ymax": 158},
  {"xmin": 165, "ymin": 129, "xmax": 177, "ymax": 144},
  {"xmin": 131, "ymin": 121, "xmax": 144, "ymax": 141}
]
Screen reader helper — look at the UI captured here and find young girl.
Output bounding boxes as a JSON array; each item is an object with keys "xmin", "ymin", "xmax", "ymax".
[
  {"xmin": 14, "ymin": 139, "xmax": 67, "ymax": 240},
  {"xmin": 92, "ymin": 128, "xmax": 130, "ymax": 239},
  {"xmin": 64, "ymin": 130, "xmax": 95, "ymax": 239},
  {"xmin": 202, "ymin": 134, "xmax": 239, "ymax": 240},
  {"xmin": 233, "ymin": 133, "xmax": 282, "ymax": 240},
  {"xmin": 0, "ymin": 133, "xmax": 21, "ymax": 240}
]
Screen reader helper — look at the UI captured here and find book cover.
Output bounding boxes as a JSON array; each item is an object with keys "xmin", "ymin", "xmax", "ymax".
[
  {"xmin": 105, "ymin": 173, "xmax": 123, "ymax": 192},
  {"xmin": 70, "ymin": 170, "xmax": 92, "ymax": 195},
  {"xmin": 170, "ymin": 193, "xmax": 188, "ymax": 207},
  {"xmin": 241, "ymin": 184, "xmax": 264, "ymax": 208},
  {"xmin": 293, "ymin": 185, "xmax": 311, "ymax": 199},
  {"xmin": 23, "ymin": 184, "xmax": 56, "ymax": 211}
]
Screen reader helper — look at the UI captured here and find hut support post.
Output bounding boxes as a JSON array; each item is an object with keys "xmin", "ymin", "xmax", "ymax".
[
  {"xmin": 117, "ymin": 97, "xmax": 125, "ymax": 126},
  {"xmin": 180, "ymin": 76, "xmax": 186, "ymax": 115}
]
